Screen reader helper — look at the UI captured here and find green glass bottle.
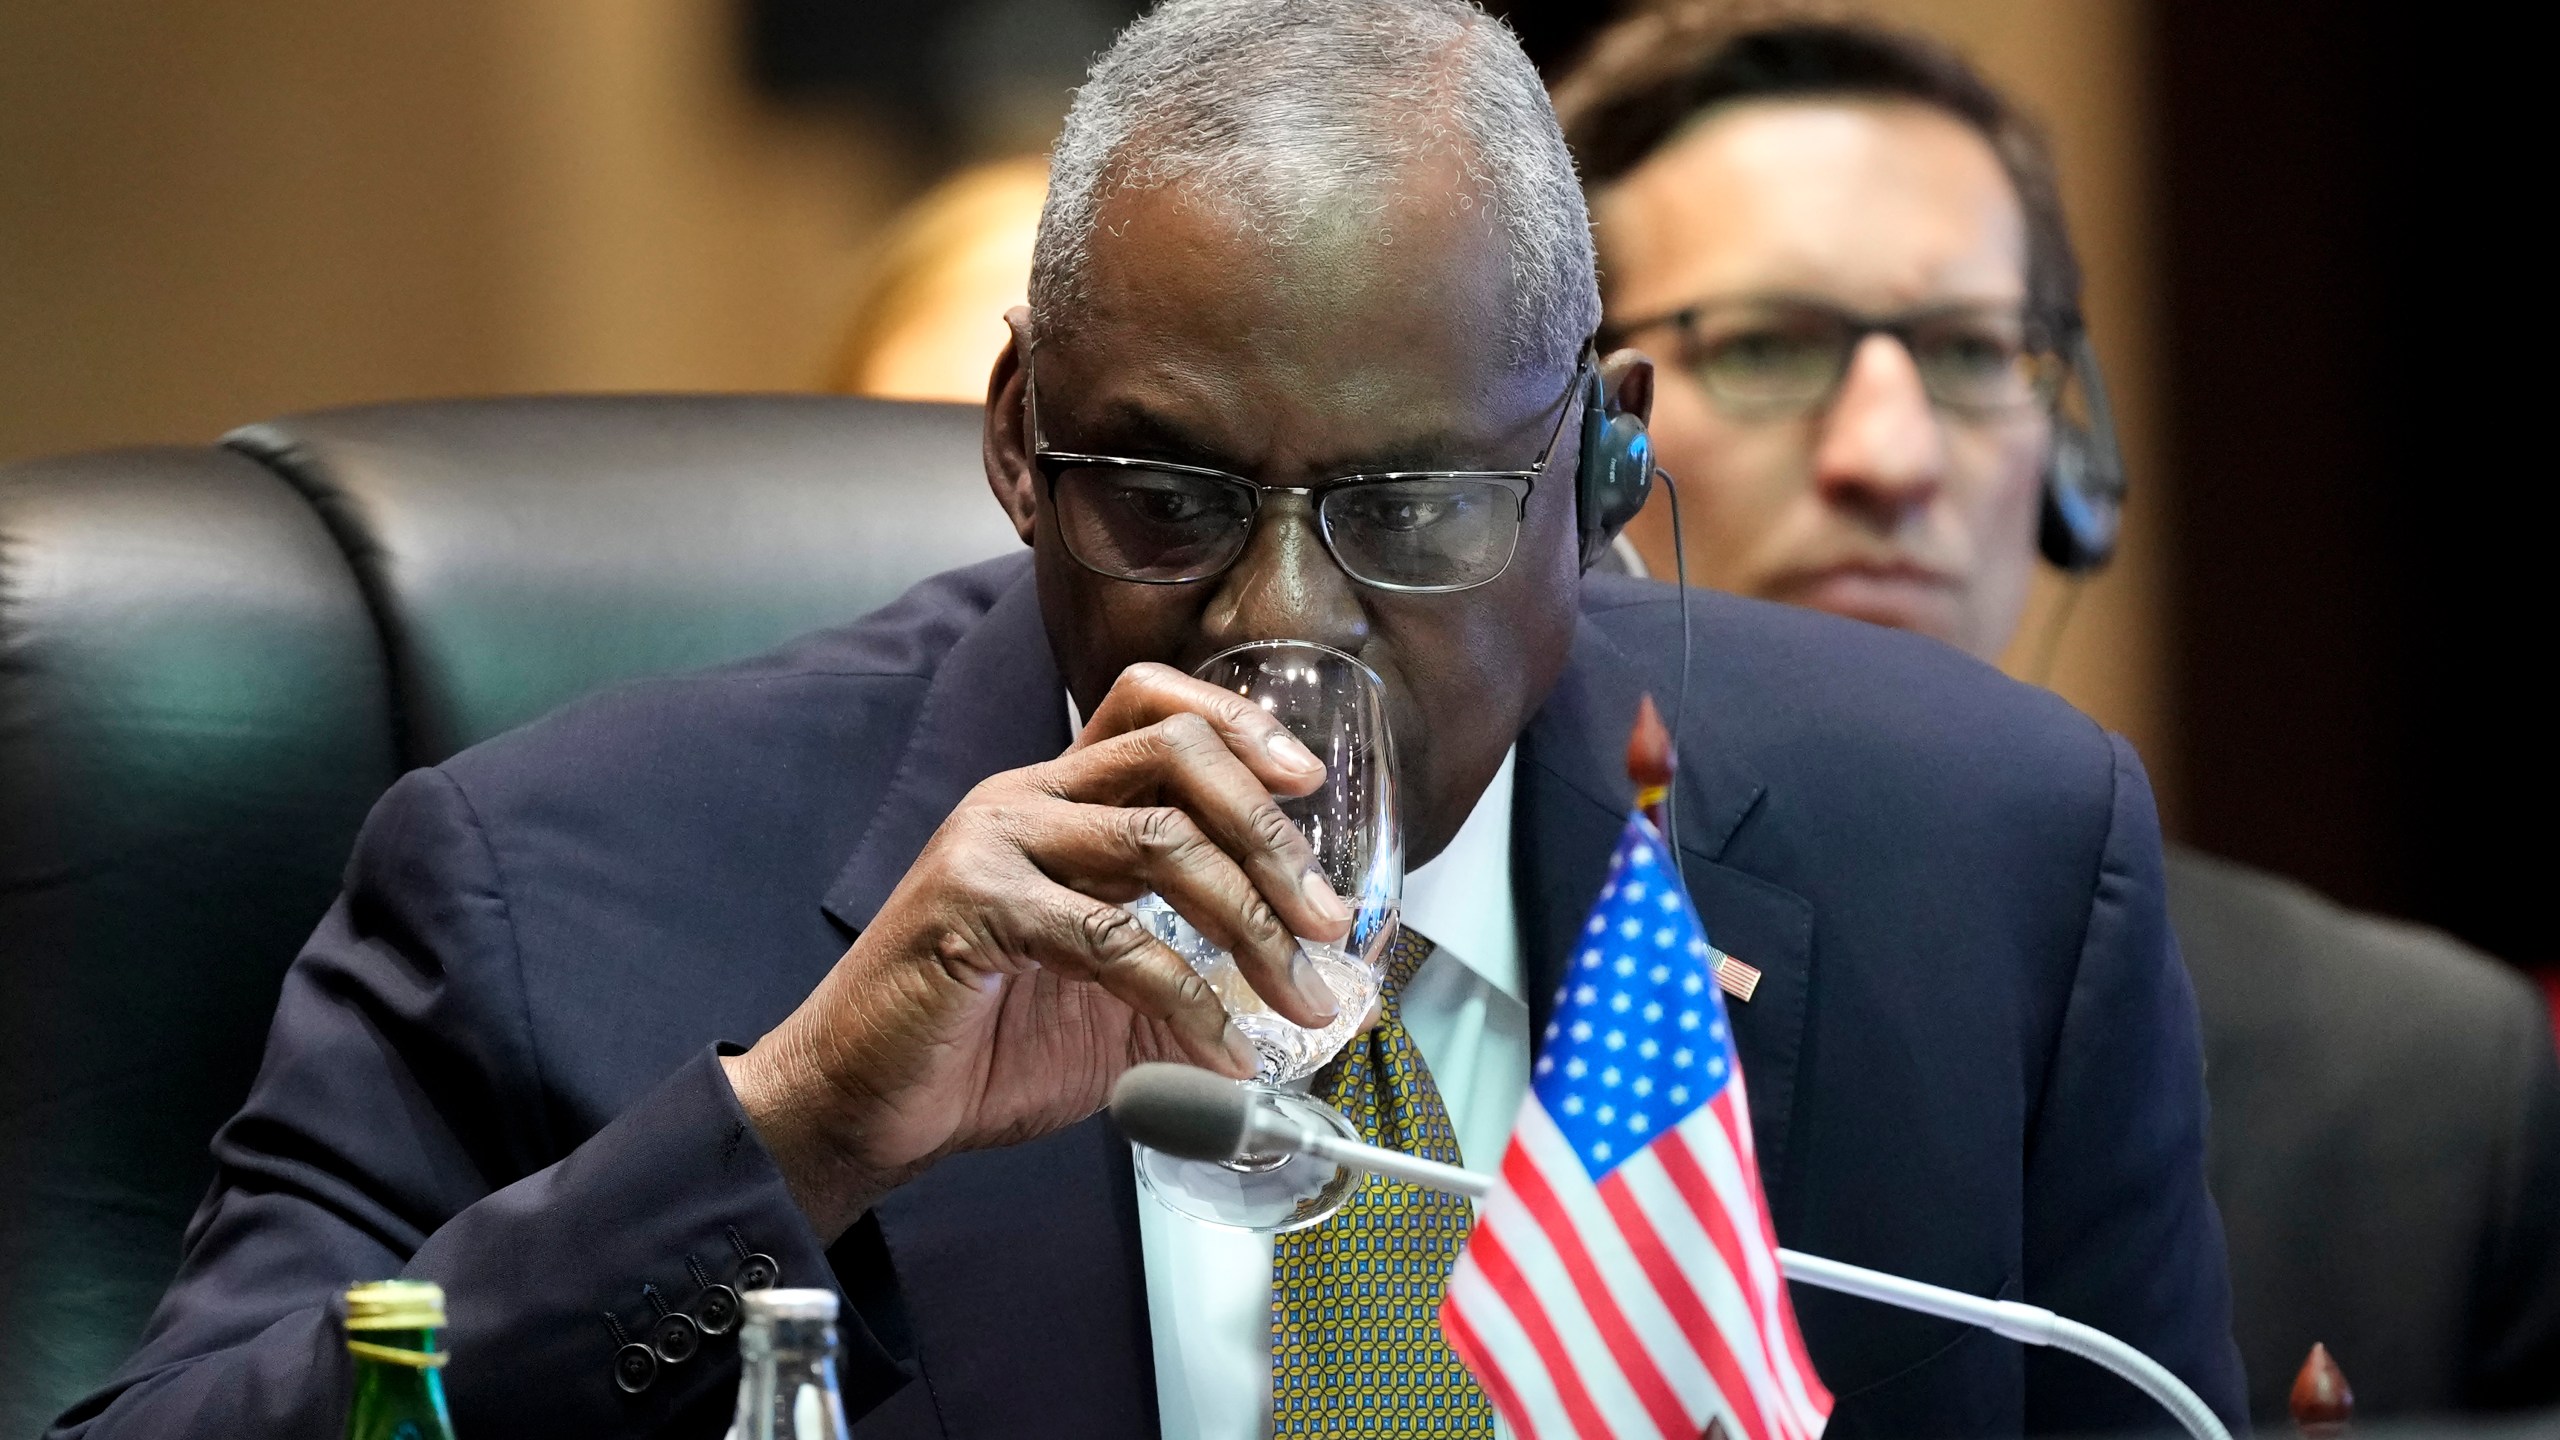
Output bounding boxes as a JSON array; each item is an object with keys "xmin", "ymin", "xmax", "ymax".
[{"xmin": 342, "ymin": 1280, "xmax": 458, "ymax": 1440}]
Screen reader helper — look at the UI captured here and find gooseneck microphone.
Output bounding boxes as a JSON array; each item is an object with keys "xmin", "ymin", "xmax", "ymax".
[{"xmin": 1110, "ymin": 1065, "xmax": 2233, "ymax": 1440}]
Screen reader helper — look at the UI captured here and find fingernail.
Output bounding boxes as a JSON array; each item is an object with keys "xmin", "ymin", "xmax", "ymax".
[
  {"xmin": 1300, "ymin": 867, "xmax": 1352, "ymax": 926},
  {"xmin": 1290, "ymin": 944, "xmax": 1340, "ymax": 1019},
  {"xmin": 1268, "ymin": 730, "xmax": 1321, "ymax": 773}
]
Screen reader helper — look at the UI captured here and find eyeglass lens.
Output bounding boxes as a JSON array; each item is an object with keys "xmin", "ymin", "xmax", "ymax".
[
  {"xmin": 1052, "ymin": 466, "xmax": 1258, "ymax": 583},
  {"xmin": 1050, "ymin": 464, "xmax": 1522, "ymax": 590},
  {"xmin": 1681, "ymin": 303, "xmax": 2055, "ymax": 416},
  {"xmin": 1323, "ymin": 478, "xmax": 1520, "ymax": 590}
]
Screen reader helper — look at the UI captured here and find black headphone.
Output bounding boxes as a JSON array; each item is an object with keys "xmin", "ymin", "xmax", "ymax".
[
  {"xmin": 1576, "ymin": 362, "xmax": 1655, "ymax": 569},
  {"xmin": 2039, "ymin": 329, "xmax": 2127, "ymax": 573}
]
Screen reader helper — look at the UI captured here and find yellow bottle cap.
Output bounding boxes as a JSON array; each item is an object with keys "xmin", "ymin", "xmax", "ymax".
[{"xmin": 344, "ymin": 1280, "xmax": 447, "ymax": 1331}]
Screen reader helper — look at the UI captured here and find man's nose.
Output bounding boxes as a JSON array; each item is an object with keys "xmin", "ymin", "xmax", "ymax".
[
  {"xmin": 1199, "ymin": 493, "xmax": 1371, "ymax": 653},
  {"xmin": 1810, "ymin": 333, "xmax": 1949, "ymax": 526}
]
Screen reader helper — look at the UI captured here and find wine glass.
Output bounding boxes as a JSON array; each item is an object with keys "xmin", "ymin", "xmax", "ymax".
[{"xmin": 1127, "ymin": 639, "xmax": 1400, "ymax": 1232}]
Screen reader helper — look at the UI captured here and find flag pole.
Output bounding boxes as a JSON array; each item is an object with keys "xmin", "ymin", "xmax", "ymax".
[{"xmin": 1625, "ymin": 692, "xmax": 1674, "ymax": 840}]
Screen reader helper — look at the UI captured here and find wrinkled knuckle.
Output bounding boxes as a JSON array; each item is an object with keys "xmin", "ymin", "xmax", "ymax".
[
  {"xmin": 1157, "ymin": 711, "xmax": 1219, "ymax": 753},
  {"xmin": 933, "ymin": 928, "xmax": 981, "ymax": 970},
  {"xmin": 1168, "ymin": 965, "xmax": 1217, "ymax": 1014},
  {"xmin": 1127, "ymin": 805, "xmax": 1200, "ymax": 860},
  {"xmin": 973, "ymin": 807, "xmax": 1049, "ymax": 861},
  {"xmin": 1214, "ymin": 690, "xmax": 1272, "ymax": 730},
  {"xmin": 1075, "ymin": 903, "xmax": 1147, "ymax": 962},
  {"xmin": 1236, "ymin": 894, "xmax": 1289, "ymax": 949},
  {"xmin": 957, "ymin": 800, "xmax": 1016, "ymax": 840},
  {"xmin": 1247, "ymin": 802, "xmax": 1303, "ymax": 857}
]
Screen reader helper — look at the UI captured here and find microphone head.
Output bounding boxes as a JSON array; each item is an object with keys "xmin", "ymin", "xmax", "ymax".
[{"xmin": 1109, "ymin": 1063, "xmax": 1254, "ymax": 1162}]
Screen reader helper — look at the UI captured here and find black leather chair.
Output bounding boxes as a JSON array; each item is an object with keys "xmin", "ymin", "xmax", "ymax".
[{"xmin": 0, "ymin": 395, "xmax": 1016, "ymax": 1433}]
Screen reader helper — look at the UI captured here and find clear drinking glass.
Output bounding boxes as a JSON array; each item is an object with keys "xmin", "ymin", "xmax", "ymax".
[{"xmin": 1129, "ymin": 639, "xmax": 1400, "ymax": 1232}]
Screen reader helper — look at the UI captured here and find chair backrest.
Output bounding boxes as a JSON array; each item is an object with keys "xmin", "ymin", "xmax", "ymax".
[{"xmin": 0, "ymin": 394, "xmax": 1013, "ymax": 1430}]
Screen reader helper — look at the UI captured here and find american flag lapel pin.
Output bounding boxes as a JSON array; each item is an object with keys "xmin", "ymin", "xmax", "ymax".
[{"xmin": 1710, "ymin": 945, "xmax": 1762, "ymax": 1002}]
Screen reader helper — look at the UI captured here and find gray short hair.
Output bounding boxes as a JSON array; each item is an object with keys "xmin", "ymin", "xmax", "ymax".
[{"xmin": 1030, "ymin": 0, "xmax": 1599, "ymax": 373}]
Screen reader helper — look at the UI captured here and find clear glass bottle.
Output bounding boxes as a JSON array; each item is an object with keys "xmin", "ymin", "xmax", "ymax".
[
  {"xmin": 342, "ymin": 1279, "xmax": 458, "ymax": 1440},
  {"xmin": 723, "ymin": 1288, "xmax": 849, "ymax": 1440}
]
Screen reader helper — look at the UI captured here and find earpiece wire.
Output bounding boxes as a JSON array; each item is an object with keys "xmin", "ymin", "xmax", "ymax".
[{"xmin": 1661, "ymin": 465, "xmax": 1693, "ymax": 875}]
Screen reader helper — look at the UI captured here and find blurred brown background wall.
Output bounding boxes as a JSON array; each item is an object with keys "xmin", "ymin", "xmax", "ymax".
[
  {"xmin": 0, "ymin": 0, "xmax": 900, "ymax": 460},
  {"xmin": 3, "ymin": 1, "xmax": 2535, "ymax": 968}
]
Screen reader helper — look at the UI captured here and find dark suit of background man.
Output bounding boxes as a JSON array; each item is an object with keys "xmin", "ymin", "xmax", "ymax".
[
  {"xmin": 1548, "ymin": 6, "xmax": 2560, "ymax": 1424},
  {"xmin": 55, "ymin": 0, "xmax": 2246, "ymax": 1434}
]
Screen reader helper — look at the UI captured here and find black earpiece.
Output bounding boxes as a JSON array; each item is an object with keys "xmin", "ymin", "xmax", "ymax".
[
  {"xmin": 2038, "ymin": 329, "xmax": 2127, "ymax": 573},
  {"xmin": 1577, "ymin": 364, "xmax": 1655, "ymax": 570}
]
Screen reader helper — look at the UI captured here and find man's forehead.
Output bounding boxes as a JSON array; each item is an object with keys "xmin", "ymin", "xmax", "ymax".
[
  {"xmin": 1597, "ymin": 97, "xmax": 2028, "ymax": 315},
  {"xmin": 1075, "ymin": 172, "xmax": 1517, "ymax": 359},
  {"xmin": 1040, "ymin": 343, "xmax": 1563, "ymax": 476},
  {"xmin": 1040, "ymin": 175, "xmax": 1564, "ymax": 467}
]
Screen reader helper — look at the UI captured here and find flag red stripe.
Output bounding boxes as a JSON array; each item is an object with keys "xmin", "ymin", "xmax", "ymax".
[
  {"xmin": 1441, "ymin": 1298, "xmax": 1543, "ymax": 1440},
  {"xmin": 1471, "ymin": 1220, "xmax": 1626, "ymax": 1440},
  {"xmin": 1503, "ymin": 1146, "xmax": 1698, "ymax": 1440},
  {"xmin": 1655, "ymin": 1127, "xmax": 1818, "ymax": 1435},
  {"xmin": 1711, "ymin": 1097, "xmax": 1830, "ymax": 1398},
  {"xmin": 1597, "ymin": 1171, "xmax": 1782, "ymax": 1440},
  {"xmin": 1714, "ymin": 1097, "xmax": 1779, "ymax": 1252},
  {"xmin": 1675, "ymin": 1115, "xmax": 1831, "ymax": 1421},
  {"xmin": 1651, "ymin": 1130, "xmax": 1760, "ymax": 1313}
]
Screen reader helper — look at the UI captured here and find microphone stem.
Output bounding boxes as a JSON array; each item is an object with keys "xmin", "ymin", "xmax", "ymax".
[
  {"xmin": 1283, "ymin": 1123, "xmax": 1490, "ymax": 1199},
  {"xmin": 1250, "ymin": 1120, "xmax": 2235, "ymax": 1440}
]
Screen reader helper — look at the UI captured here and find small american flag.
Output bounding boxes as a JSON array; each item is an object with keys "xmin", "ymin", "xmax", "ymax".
[{"xmin": 1442, "ymin": 812, "xmax": 1832, "ymax": 1440}]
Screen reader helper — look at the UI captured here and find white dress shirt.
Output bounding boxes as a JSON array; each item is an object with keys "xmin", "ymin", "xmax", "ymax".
[{"xmin": 1141, "ymin": 747, "xmax": 1532, "ymax": 1440}]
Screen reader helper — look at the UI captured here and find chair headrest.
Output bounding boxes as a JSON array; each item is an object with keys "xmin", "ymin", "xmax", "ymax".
[{"xmin": 226, "ymin": 393, "xmax": 1021, "ymax": 764}]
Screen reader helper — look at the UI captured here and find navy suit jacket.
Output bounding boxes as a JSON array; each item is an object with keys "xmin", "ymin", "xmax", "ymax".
[{"xmin": 56, "ymin": 555, "xmax": 2244, "ymax": 1438}]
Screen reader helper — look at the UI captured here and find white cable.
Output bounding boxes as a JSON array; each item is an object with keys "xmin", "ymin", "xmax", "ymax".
[{"xmin": 1261, "ymin": 1120, "xmax": 2234, "ymax": 1440}]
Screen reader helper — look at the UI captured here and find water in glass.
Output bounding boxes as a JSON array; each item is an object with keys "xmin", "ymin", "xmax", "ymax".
[{"xmin": 1127, "ymin": 893, "xmax": 1387, "ymax": 1083}]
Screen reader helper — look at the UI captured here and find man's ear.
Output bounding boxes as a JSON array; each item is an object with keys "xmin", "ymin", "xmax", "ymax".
[
  {"xmin": 982, "ymin": 306, "xmax": 1038, "ymax": 548},
  {"xmin": 1599, "ymin": 346, "xmax": 1655, "ymax": 426}
]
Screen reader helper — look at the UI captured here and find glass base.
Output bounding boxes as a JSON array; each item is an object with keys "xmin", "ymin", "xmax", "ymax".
[{"xmin": 1132, "ymin": 1087, "xmax": 1365, "ymax": 1233}]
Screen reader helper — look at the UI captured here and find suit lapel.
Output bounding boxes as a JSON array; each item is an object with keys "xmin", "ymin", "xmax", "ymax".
[
  {"xmin": 818, "ymin": 570, "xmax": 1158, "ymax": 1438},
  {"xmin": 1514, "ymin": 609, "xmax": 1818, "ymax": 1197},
  {"xmin": 868, "ymin": 1118, "xmax": 1158, "ymax": 1439},
  {"xmin": 823, "ymin": 571, "xmax": 1068, "ymax": 934}
]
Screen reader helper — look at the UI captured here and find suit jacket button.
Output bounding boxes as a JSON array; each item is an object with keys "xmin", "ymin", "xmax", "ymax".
[
  {"xmin": 735, "ymin": 1253, "xmax": 780, "ymax": 1291},
  {"xmin": 614, "ymin": 1341, "xmax": 659, "ymax": 1394},
  {"xmin": 696, "ymin": 1283, "xmax": 742, "ymax": 1335},
  {"xmin": 652, "ymin": 1310, "xmax": 703, "ymax": 1364}
]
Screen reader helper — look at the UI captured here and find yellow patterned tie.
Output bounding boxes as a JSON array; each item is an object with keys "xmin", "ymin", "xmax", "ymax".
[{"xmin": 1271, "ymin": 925, "xmax": 1496, "ymax": 1436}]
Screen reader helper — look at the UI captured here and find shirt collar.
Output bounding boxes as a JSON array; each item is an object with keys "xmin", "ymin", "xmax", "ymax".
[{"xmin": 1401, "ymin": 746, "xmax": 1522, "ymax": 1002}]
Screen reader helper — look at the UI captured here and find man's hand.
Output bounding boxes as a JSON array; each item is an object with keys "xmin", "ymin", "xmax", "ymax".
[{"xmin": 721, "ymin": 663, "xmax": 1355, "ymax": 1239}]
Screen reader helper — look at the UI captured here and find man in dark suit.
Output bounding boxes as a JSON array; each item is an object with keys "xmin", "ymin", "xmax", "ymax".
[
  {"xmin": 1550, "ymin": 7, "xmax": 2560, "ymax": 1422},
  {"xmin": 56, "ymin": 1, "xmax": 2243, "ymax": 1435}
]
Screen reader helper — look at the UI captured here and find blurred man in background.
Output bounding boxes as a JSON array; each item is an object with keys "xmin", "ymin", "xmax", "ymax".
[{"xmin": 1552, "ymin": 6, "xmax": 2560, "ymax": 1423}]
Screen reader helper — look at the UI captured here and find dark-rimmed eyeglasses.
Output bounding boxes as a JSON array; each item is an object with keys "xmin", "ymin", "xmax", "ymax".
[
  {"xmin": 1025, "ymin": 351, "xmax": 1585, "ymax": 593},
  {"xmin": 1606, "ymin": 295, "xmax": 2065, "ymax": 419}
]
